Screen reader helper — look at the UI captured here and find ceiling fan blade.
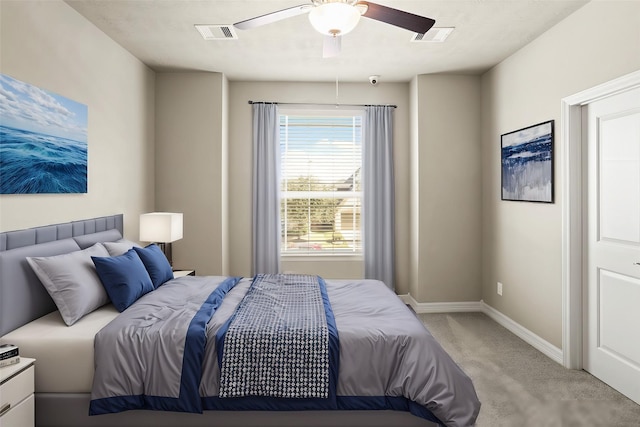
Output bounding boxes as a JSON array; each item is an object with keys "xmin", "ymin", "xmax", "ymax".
[
  {"xmin": 323, "ymin": 35, "xmax": 342, "ymax": 58},
  {"xmin": 356, "ymin": 1, "xmax": 435, "ymax": 34},
  {"xmin": 234, "ymin": 4, "xmax": 313, "ymax": 30}
]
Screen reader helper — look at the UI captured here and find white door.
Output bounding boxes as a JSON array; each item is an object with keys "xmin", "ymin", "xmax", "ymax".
[{"xmin": 585, "ymin": 86, "xmax": 640, "ymax": 404}]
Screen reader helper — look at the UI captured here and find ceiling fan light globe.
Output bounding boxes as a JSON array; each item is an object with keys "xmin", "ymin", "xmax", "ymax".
[{"xmin": 309, "ymin": 3, "xmax": 361, "ymax": 36}]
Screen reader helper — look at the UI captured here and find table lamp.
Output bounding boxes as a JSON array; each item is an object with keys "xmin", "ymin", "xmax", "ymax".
[{"xmin": 139, "ymin": 212, "xmax": 183, "ymax": 267}]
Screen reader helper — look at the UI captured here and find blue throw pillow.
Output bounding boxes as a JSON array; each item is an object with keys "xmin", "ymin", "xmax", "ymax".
[
  {"xmin": 92, "ymin": 249, "xmax": 154, "ymax": 312},
  {"xmin": 133, "ymin": 244, "xmax": 174, "ymax": 288}
]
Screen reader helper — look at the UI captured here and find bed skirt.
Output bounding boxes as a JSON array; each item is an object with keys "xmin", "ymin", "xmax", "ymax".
[{"xmin": 36, "ymin": 393, "xmax": 438, "ymax": 427}]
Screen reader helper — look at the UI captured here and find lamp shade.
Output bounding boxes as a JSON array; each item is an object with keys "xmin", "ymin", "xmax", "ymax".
[
  {"xmin": 139, "ymin": 212, "xmax": 183, "ymax": 243},
  {"xmin": 308, "ymin": 2, "xmax": 361, "ymax": 36}
]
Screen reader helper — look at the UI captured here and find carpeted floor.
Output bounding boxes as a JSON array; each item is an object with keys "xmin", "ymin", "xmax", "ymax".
[{"xmin": 418, "ymin": 312, "xmax": 640, "ymax": 427}]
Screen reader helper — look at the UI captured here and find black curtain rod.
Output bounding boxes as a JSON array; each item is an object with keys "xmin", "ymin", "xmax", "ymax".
[{"xmin": 248, "ymin": 101, "xmax": 397, "ymax": 108}]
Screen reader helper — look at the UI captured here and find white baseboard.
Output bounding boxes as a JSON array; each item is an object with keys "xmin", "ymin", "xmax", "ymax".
[
  {"xmin": 398, "ymin": 294, "xmax": 563, "ymax": 365},
  {"xmin": 398, "ymin": 293, "xmax": 483, "ymax": 313},
  {"xmin": 480, "ymin": 301, "xmax": 563, "ymax": 364}
]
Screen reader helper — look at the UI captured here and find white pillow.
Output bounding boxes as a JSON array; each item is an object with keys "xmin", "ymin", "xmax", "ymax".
[
  {"xmin": 102, "ymin": 239, "xmax": 141, "ymax": 256},
  {"xmin": 27, "ymin": 243, "xmax": 111, "ymax": 326}
]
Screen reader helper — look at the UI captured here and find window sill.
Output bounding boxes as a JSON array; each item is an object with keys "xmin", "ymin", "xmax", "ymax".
[{"xmin": 282, "ymin": 254, "xmax": 363, "ymax": 262}]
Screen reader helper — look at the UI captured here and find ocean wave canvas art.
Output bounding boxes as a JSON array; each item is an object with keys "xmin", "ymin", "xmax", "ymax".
[
  {"xmin": 501, "ymin": 120, "xmax": 554, "ymax": 203},
  {"xmin": 0, "ymin": 74, "xmax": 87, "ymax": 194}
]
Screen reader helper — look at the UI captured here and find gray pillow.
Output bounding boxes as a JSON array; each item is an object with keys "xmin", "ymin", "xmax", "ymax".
[
  {"xmin": 102, "ymin": 239, "xmax": 142, "ymax": 256},
  {"xmin": 73, "ymin": 229, "xmax": 123, "ymax": 249},
  {"xmin": 27, "ymin": 243, "xmax": 111, "ymax": 326}
]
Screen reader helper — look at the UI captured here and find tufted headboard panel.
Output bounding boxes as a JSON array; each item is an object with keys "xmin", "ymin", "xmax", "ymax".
[{"xmin": 0, "ymin": 215, "xmax": 123, "ymax": 336}]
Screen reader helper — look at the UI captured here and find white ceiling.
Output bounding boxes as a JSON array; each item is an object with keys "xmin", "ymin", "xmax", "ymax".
[{"xmin": 65, "ymin": 0, "xmax": 589, "ymax": 83}]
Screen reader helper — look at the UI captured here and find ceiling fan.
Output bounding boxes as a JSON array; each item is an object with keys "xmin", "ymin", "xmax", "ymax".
[{"xmin": 233, "ymin": 0, "xmax": 436, "ymax": 58}]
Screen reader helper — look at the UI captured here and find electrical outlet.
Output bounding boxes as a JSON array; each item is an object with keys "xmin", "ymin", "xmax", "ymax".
[{"xmin": 497, "ymin": 282, "xmax": 503, "ymax": 296}]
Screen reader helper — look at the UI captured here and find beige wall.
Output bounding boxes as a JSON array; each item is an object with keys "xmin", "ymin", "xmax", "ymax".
[
  {"xmin": 155, "ymin": 72, "xmax": 228, "ymax": 276},
  {"xmin": 7, "ymin": 1, "xmax": 640, "ymax": 352},
  {"xmin": 412, "ymin": 75, "xmax": 482, "ymax": 303},
  {"xmin": 481, "ymin": 0, "xmax": 640, "ymax": 348},
  {"xmin": 227, "ymin": 81, "xmax": 412, "ymax": 293},
  {"xmin": 0, "ymin": 0, "xmax": 155, "ymax": 237},
  {"xmin": 158, "ymin": 76, "xmax": 482, "ymax": 300},
  {"xmin": 221, "ymin": 75, "xmax": 230, "ymax": 275},
  {"xmin": 409, "ymin": 77, "xmax": 421, "ymax": 299}
]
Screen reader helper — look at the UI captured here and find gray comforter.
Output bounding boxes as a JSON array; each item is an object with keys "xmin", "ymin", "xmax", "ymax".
[{"xmin": 90, "ymin": 276, "xmax": 480, "ymax": 426}]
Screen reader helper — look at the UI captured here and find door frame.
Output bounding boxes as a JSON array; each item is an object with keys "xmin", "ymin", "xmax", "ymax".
[{"xmin": 561, "ymin": 69, "xmax": 640, "ymax": 369}]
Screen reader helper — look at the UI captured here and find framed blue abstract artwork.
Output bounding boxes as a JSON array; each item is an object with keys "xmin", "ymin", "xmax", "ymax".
[
  {"xmin": 0, "ymin": 74, "xmax": 88, "ymax": 194},
  {"xmin": 501, "ymin": 120, "xmax": 554, "ymax": 203}
]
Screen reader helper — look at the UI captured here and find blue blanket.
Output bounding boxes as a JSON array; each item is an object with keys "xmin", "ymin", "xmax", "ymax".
[{"xmin": 217, "ymin": 274, "xmax": 339, "ymax": 400}]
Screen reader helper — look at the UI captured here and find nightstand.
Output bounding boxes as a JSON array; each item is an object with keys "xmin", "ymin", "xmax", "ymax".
[
  {"xmin": 0, "ymin": 357, "xmax": 35, "ymax": 427},
  {"xmin": 173, "ymin": 270, "xmax": 195, "ymax": 278}
]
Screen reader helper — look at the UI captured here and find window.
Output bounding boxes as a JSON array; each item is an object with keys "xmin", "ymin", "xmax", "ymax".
[{"xmin": 280, "ymin": 109, "xmax": 363, "ymax": 256}]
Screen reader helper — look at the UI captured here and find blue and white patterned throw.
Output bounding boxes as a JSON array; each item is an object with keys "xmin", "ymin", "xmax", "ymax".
[{"xmin": 218, "ymin": 274, "xmax": 330, "ymax": 399}]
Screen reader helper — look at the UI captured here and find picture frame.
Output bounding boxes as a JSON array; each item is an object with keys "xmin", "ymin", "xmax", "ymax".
[
  {"xmin": 501, "ymin": 120, "xmax": 554, "ymax": 203},
  {"xmin": 0, "ymin": 73, "xmax": 88, "ymax": 194}
]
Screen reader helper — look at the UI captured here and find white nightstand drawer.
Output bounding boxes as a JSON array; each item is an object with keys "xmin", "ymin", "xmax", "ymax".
[
  {"xmin": 0, "ymin": 393, "xmax": 34, "ymax": 427},
  {"xmin": 0, "ymin": 365, "xmax": 34, "ymax": 414}
]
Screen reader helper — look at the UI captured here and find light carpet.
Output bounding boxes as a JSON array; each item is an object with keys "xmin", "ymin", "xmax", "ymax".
[{"xmin": 418, "ymin": 312, "xmax": 640, "ymax": 427}]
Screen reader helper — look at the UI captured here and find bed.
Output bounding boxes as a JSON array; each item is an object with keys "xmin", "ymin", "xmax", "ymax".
[{"xmin": 0, "ymin": 215, "xmax": 480, "ymax": 427}]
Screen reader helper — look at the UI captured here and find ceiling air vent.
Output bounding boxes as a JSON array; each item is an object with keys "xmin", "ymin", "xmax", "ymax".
[
  {"xmin": 195, "ymin": 24, "xmax": 238, "ymax": 40},
  {"xmin": 411, "ymin": 27, "xmax": 454, "ymax": 43}
]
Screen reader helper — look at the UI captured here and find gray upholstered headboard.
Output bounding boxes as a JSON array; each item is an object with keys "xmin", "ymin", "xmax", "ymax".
[{"xmin": 0, "ymin": 215, "xmax": 124, "ymax": 337}]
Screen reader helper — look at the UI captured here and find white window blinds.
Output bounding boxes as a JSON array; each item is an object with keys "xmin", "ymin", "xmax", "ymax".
[{"xmin": 280, "ymin": 110, "xmax": 363, "ymax": 255}]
